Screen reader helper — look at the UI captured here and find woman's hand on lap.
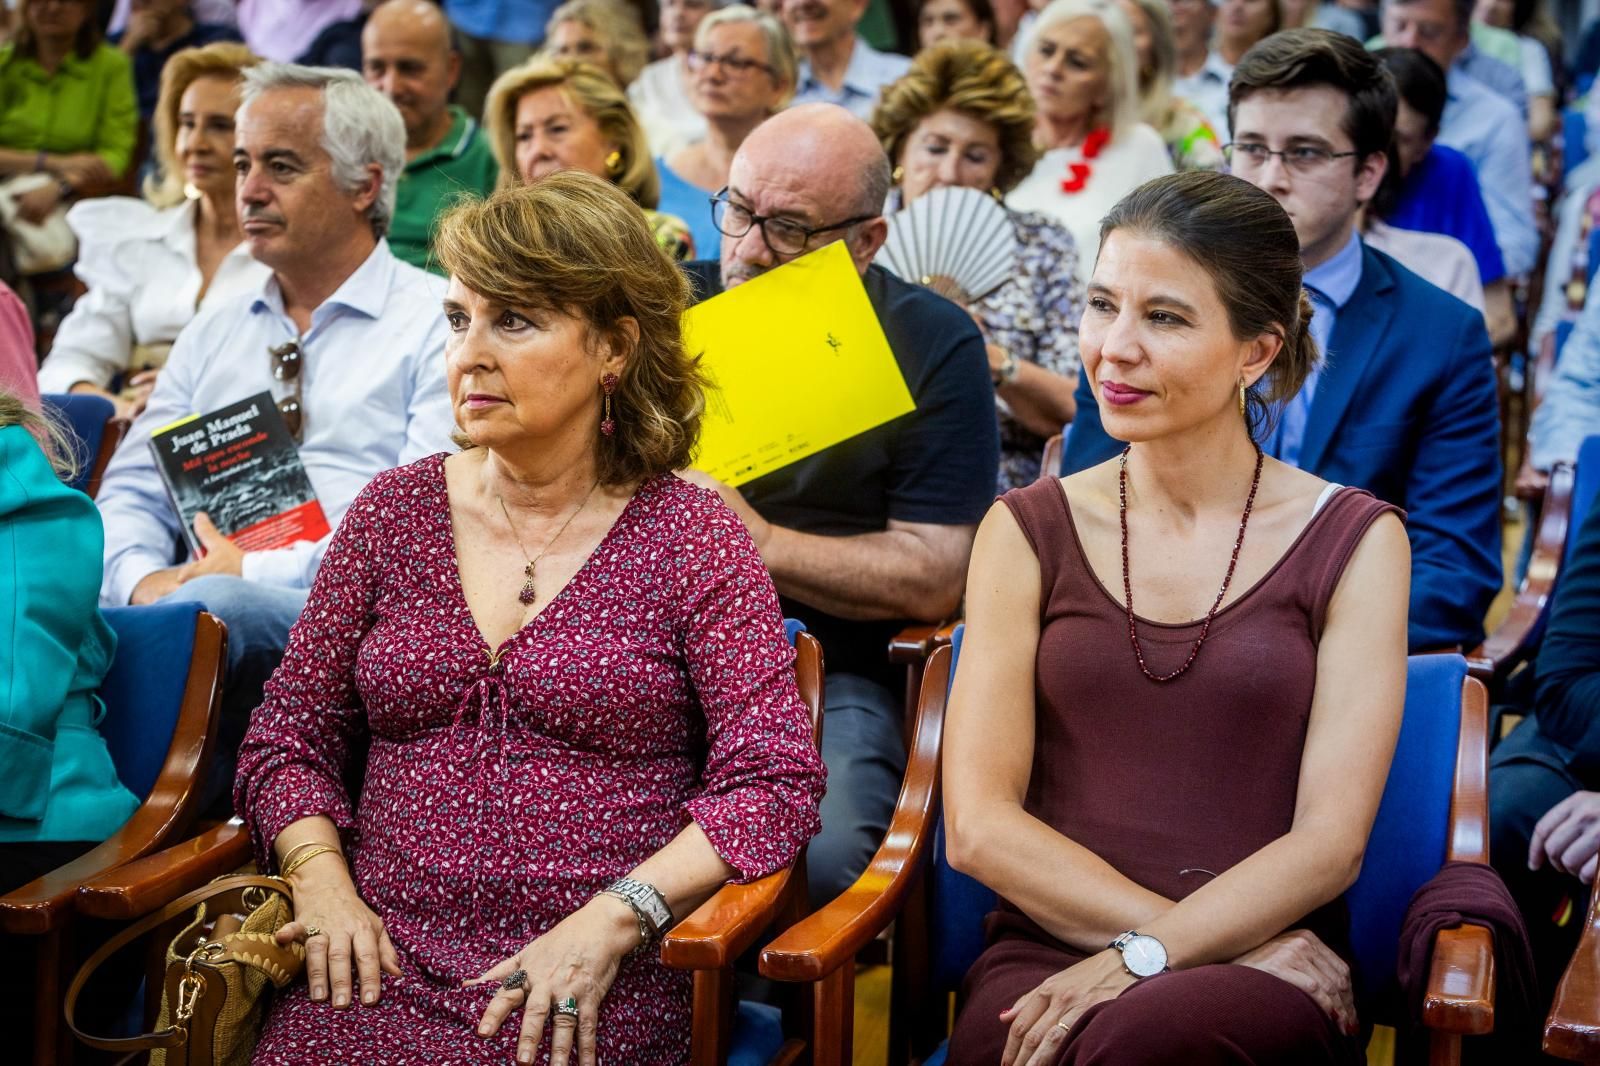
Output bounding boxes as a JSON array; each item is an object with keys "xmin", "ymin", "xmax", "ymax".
[
  {"xmin": 275, "ymin": 854, "xmax": 401, "ymax": 1009},
  {"xmin": 1232, "ymin": 929, "xmax": 1357, "ymax": 1035},
  {"xmin": 999, "ymin": 950, "xmax": 1135, "ymax": 1066}
]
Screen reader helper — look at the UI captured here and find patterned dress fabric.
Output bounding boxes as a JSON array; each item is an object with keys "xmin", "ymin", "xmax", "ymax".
[
  {"xmin": 977, "ymin": 210, "xmax": 1085, "ymax": 490},
  {"xmin": 1158, "ymin": 96, "xmax": 1226, "ymax": 173},
  {"xmin": 234, "ymin": 455, "xmax": 826, "ymax": 1064}
]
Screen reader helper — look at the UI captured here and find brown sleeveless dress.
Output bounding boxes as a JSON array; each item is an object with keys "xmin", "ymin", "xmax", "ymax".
[{"xmin": 945, "ymin": 476, "xmax": 1401, "ymax": 1066}]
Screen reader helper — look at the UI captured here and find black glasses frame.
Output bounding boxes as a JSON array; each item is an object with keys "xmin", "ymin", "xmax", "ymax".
[
  {"xmin": 709, "ymin": 188, "xmax": 879, "ymax": 257},
  {"xmin": 269, "ymin": 339, "xmax": 304, "ymax": 441},
  {"xmin": 1222, "ymin": 142, "xmax": 1360, "ymax": 171}
]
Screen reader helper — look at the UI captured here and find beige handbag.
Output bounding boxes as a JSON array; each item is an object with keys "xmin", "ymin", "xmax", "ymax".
[
  {"xmin": 0, "ymin": 173, "xmax": 77, "ymax": 275},
  {"xmin": 66, "ymin": 874, "xmax": 306, "ymax": 1066}
]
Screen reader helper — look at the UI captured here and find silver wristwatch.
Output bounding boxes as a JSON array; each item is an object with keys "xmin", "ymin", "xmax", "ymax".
[
  {"xmin": 602, "ymin": 877, "xmax": 674, "ymax": 952},
  {"xmin": 1108, "ymin": 930, "xmax": 1169, "ymax": 978}
]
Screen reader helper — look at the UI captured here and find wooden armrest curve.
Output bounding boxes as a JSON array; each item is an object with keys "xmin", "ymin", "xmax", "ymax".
[
  {"xmin": 1543, "ymin": 870, "xmax": 1600, "ymax": 1061},
  {"xmin": 660, "ymin": 867, "xmax": 795, "ymax": 971},
  {"xmin": 76, "ymin": 819, "xmax": 252, "ymax": 921},
  {"xmin": 1422, "ymin": 923, "xmax": 1496, "ymax": 1036},
  {"xmin": 1468, "ymin": 462, "xmax": 1574, "ymax": 683}
]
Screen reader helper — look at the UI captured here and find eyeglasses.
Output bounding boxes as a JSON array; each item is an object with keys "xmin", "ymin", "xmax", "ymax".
[
  {"xmin": 710, "ymin": 189, "xmax": 878, "ymax": 257},
  {"xmin": 685, "ymin": 50, "xmax": 777, "ymax": 77},
  {"xmin": 1223, "ymin": 142, "xmax": 1359, "ymax": 173},
  {"xmin": 269, "ymin": 340, "xmax": 304, "ymax": 441}
]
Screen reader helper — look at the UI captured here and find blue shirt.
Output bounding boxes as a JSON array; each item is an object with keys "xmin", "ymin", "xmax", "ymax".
[
  {"xmin": 1387, "ymin": 144, "xmax": 1507, "ymax": 286},
  {"xmin": 791, "ymin": 37, "xmax": 910, "ymax": 121},
  {"xmin": 654, "ymin": 157, "xmax": 720, "ymax": 264},
  {"xmin": 1530, "ymin": 275, "xmax": 1600, "ymax": 471},
  {"xmin": 1437, "ymin": 66, "xmax": 1538, "ymax": 277},
  {"xmin": 443, "ymin": 0, "xmax": 554, "ymax": 45},
  {"xmin": 1271, "ymin": 229, "xmax": 1363, "ymax": 467},
  {"xmin": 96, "ymin": 240, "xmax": 456, "ymax": 605},
  {"xmin": 1455, "ymin": 42, "xmax": 1527, "ymax": 119}
]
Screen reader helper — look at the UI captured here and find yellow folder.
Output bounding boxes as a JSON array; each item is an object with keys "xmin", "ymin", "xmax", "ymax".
[{"xmin": 685, "ymin": 241, "xmax": 915, "ymax": 486}]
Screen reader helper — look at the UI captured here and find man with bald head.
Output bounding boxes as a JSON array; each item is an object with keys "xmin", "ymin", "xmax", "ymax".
[
  {"xmin": 362, "ymin": 0, "xmax": 497, "ymax": 271},
  {"xmin": 681, "ymin": 104, "xmax": 1000, "ymax": 903}
]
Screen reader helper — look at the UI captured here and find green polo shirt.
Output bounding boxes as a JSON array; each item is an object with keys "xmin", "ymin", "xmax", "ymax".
[
  {"xmin": 391, "ymin": 105, "xmax": 499, "ymax": 273},
  {"xmin": 0, "ymin": 42, "xmax": 137, "ymax": 178}
]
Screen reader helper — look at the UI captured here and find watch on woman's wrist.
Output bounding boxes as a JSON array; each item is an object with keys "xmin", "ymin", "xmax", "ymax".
[
  {"xmin": 600, "ymin": 877, "xmax": 673, "ymax": 955},
  {"xmin": 1108, "ymin": 930, "xmax": 1169, "ymax": 978}
]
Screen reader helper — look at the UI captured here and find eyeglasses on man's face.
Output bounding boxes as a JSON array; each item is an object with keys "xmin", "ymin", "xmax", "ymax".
[
  {"xmin": 685, "ymin": 50, "xmax": 777, "ymax": 77},
  {"xmin": 710, "ymin": 188, "xmax": 878, "ymax": 258},
  {"xmin": 1223, "ymin": 142, "xmax": 1359, "ymax": 174}
]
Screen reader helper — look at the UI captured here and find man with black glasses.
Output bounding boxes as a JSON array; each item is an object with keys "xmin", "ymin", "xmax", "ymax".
[
  {"xmin": 95, "ymin": 63, "xmax": 454, "ymax": 805},
  {"xmin": 680, "ymin": 102, "xmax": 998, "ymax": 904},
  {"xmin": 1062, "ymin": 29, "xmax": 1502, "ymax": 653}
]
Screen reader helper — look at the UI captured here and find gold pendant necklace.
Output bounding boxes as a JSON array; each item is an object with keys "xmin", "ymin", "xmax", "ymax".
[{"xmin": 498, "ymin": 481, "xmax": 600, "ymax": 607}]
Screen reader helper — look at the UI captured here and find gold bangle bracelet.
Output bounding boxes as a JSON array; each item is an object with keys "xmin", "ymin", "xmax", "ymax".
[
  {"xmin": 281, "ymin": 844, "xmax": 342, "ymax": 879},
  {"xmin": 279, "ymin": 840, "xmax": 326, "ymax": 871}
]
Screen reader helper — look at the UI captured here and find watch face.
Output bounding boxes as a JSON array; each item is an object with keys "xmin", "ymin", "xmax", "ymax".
[{"xmin": 1122, "ymin": 935, "xmax": 1167, "ymax": 977}]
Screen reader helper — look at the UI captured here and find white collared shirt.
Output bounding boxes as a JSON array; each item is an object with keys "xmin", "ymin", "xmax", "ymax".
[
  {"xmin": 38, "ymin": 197, "xmax": 270, "ymax": 393},
  {"xmin": 629, "ymin": 55, "xmax": 706, "ymax": 158},
  {"xmin": 1172, "ymin": 51, "xmax": 1234, "ymax": 144},
  {"xmin": 791, "ymin": 36, "xmax": 910, "ymax": 122},
  {"xmin": 97, "ymin": 239, "xmax": 456, "ymax": 605}
]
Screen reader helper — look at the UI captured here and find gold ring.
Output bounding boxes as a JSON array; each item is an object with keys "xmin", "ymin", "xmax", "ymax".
[
  {"xmin": 1055, "ymin": 1019, "xmax": 1071, "ymax": 1033},
  {"xmin": 304, "ymin": 925, "xmax": 324, "ymax": 939}
]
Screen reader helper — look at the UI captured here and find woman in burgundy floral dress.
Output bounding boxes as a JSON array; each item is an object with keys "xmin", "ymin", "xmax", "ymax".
[{"xmin": 233, "ymin": 171, "xmax": 827, "ymax": 1066}]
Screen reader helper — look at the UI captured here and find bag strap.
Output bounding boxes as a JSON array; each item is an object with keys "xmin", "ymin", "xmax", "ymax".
[{"xmin": 65, "ymin": 874, "xmax": 292, "ymax": 1054}]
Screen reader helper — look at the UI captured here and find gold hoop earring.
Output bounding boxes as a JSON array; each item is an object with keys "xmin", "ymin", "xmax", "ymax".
[
  {"xmin": 891, "ymin": 164, "xmax": 904, "ymax": 184},
  {"xmin": 605, "ymin": 150, "xmax": 624, "ymax": 176},
  {"xmin": 990, "ymin": 186, "xmax": 1003, "ymax": 202},
  {"xmin": 1238, "ymin": 378, "xmax": 1247, "ymax": 418}
]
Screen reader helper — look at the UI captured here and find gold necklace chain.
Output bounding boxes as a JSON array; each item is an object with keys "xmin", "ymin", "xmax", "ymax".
[{"xmin": 497, "ymin": 481, "xmax": 600, "ymax": 607}]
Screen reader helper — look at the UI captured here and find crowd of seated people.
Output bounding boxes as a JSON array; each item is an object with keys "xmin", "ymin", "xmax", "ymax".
[{"xmin": 4, "ymin": 0, "xmax": 1600, "ymax": 1061}]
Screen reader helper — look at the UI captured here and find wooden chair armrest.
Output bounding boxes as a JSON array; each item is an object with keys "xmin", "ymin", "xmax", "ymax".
[
  {"xmin": 0, "ymin": 612, "xmax": 227, "ymax": 935},
  {"xmin": 760, "ymin": 644, "xmax": 952, "ymax": 983},
  {"xmin": 1543, "ymin": 875, "xmax": 1600, "ymax": 1061},
  {"xmin": 75, "ymin": 819, "xmax": 251, "ymax": 921},
  {"xmin": 888, "ymin": 624, "xmax": 941, "ymax": 665},
  {"xmin": 1468, "ymin": 463, "xmax": 1575, "ymax": 685},
  {"xmin": 1422, "ymin": 923, "xmax": 1496, "ymax": 1035},
  {"xmin": 660, "ymin": 866, "xmax": 796, "ymax": 971},
  {"xmin": 1447, "ymin": 677, "xmax": 1491, "ymax": 866}
]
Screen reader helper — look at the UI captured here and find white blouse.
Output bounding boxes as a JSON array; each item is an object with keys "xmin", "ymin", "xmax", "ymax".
[
  {"xmin": 38, "ymin": 197, "xmax": 269, "ymax": 394},
  {"xmin": 629, "ymin": 56, "xmax": 707, "ymax": 158},
  {"xmin": 1006, "ymin": 123, "xmax": 1175, "ymax": 284}
]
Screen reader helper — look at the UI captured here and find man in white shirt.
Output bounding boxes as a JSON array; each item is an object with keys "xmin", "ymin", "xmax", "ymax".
[
  {"xmin": 1169, "ymin": 0, "xmax": 1233, "ymax": 137},
  {"xmin": 781, "ymin": 0, "xmax": 908, "ymax": 121},
  {"xmin": 95, "ymin": 63, "xmax": 454, "ymax": 800}
]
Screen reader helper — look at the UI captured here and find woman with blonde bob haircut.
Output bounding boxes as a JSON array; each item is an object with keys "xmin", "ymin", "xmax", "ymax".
[
  {"xmin": 1006, "ymin": 0, "xmax": 1172, "ymax": 281},
  {"xmin": 35, "ymin": 40, "xmax": 269, "ymax": 418},
  {"xmin": 485, "ymin": 57, "xmax": 697, "ymax": 259},
  {"xmin": 234, "ymin": 170, "xmax": 825, "ymax": 1066},
  {"xmin": 543, "ymin": 0, "xmax": 652, "ymax": 86},
  {"xmin": 872, "ymin": 40, "xmax": 1082, "ymax": 489}
]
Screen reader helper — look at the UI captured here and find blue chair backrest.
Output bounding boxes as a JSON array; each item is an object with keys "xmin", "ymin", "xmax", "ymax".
[
  {"xmin": 1567, "ymin": 106, "xmax": 1591, "ymax": 174},
  {"xmin": 1568, "ymin": 436, "xmax": 1600, "ymax": 570},
  {"xmin": 783, "ymin": 618, "xmax": 805, "ymax": 646},
  {"xmin": 98, "ymin": 603, "xmax": 203, "ymax": 799},
  {"xmin": 928, "ymin": 625, "xmax": 1000, "ymax": 995},
  {"xmin": 1556, "ymin": 320, "xmax": 1577, "ymax": 365},
  {"xmin": 41, "ymin": 392, "xmax": 114, "ymax": 495},
  {"xmin": 1345, "ymin": 654, "xmax": 1467, "ymax": 1018},
  {"xmin": 1587, "ymin": 228, "xmax": 1600, "ymax": 290}
]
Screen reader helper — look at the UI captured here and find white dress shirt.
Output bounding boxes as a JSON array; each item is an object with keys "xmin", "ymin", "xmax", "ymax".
[
  {"xmin": 791, "ymin": 37, "xmax": 910, "ymax": 122},
  {"xmin": 629, "ymin": 55, "xmax": 706, "ymax": 158},
  {"xmin": 1172, "ymin": 51, "xmax": 1234, "ymax": 144},
  {"xmin": 97, "ymin": 240, "xmax": 456, "ymax": 606},
  {"xmin": 38, "ymin": 197, "xmax": 270, "ymax": 394}
]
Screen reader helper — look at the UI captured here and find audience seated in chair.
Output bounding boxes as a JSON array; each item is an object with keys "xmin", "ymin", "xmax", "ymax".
[
  {"xmin": 36, "ymin": 42, "xmax": 267, "ymax": 421},
  {"xmin": 1065, "ymin": 29, "xmax": 1502, "ymax": 653},
  {"xmin": 679, "ymin": 103, "xmax": 999, "ymax": 905},
  {"xmin": 944, "ymin": 169, "xmax": 1410, "ymax": 1065},
  {"xmin": 442, "ymin": 0, "xmax": 550, "ymax": 121},
  {"xmin": 1118, "ymin": 0, "xmax": 1226, "ymax": 172},
  {"xmin": 93, "ymin": 62, "xmax": 455, "ymax": 806},
  {"xmin": 1528, "ymin": 283, "xmax": 1600, "ymax": 485},
  {"xmin": 232, "ymin": 172, "xmax": 825, "ymax": 1064},
  {"xmin": 541, "ymin": 0, "xmax": 651, "ymax": 87},
  {"xmin": 629, "ymin": 0, "xmax": 726, "ymax": 157},
  {"xmin": 112, "ymin": 0, "xmax": 241, "ymax": 120},
  {"xmin": 781, "ymin": 0, "xmax": 910, "ymax": 120},
  {"xmin": 360, "ymin": 0, "xmax": 498, "ymax": 274},
  {"xmin": 1167, "ymin": 0, "xmax": 1232, "ymax": 142},
  {"xmin": 233, "ymin": 0, "xmax": 362, "ymax": 63}
]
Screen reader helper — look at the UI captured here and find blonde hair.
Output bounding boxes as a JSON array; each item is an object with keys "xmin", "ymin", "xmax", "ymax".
[
  {"xmin": 1024, "ymin": 0, "xmax": 1141, "ymax": 140},
  {"xmin": 695, "ymin": 4, "xmax": 798, "ymax": 105},
  {"xmin": 144, "ymin": 42, "xmax": 260, "ymax": 208},
  {"xmin": 434, "ymin": 173, "xmax": 706, "ymax": 486},
  {"xmin": 1121, "ymin": 0, "xmax": 1180, "ymax": 130},
  {"xmin": 543, "ymin": 0, "xmax": 652, "ymax": 85},
  {"xmin": 484, "ymin": 57, "xmax": 661, "ymax": 209},
  {"xmin": 872, "ymin": 40, "xmax": 1039, "ymax": 195},
  {"xmin": 0, "ymin": 389, "xmax": 79, "ymax": 482}
]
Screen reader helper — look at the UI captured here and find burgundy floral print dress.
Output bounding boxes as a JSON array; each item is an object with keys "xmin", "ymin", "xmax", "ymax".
[{"xmin": 234, "ymin": 455, "xmax": 827, "ymax": 1064}]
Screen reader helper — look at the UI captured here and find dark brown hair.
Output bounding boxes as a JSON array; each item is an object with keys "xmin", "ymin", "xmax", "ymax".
[
  {"xmin": 1227, "ymin": 27, "xmax": 1398, "ymax": 164},
  {"xmin": 433, "ymin": 172, "xmax": 707, "ymax": 485},
  {"xmin": 1099, "ymin": 171, "xmax": 1319, "ymax": 438},
  {"xmin": 13, "ymin": 0, "xmax": 102, "ymax": 61}
]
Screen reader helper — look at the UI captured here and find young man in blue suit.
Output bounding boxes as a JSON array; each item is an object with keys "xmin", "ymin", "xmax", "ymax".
[{"xmin": 1062, "ymin": 29, "xmax": 1501, "ymax": 651}]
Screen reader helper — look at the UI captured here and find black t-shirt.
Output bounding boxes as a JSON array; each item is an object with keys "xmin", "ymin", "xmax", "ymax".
[{"xmin": 684, "ymin": 260, "xmax": 1000, "ymax": 690}]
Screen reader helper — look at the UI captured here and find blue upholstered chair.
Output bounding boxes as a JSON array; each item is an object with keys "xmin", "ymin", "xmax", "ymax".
[
  {"xmin": 78, "ymin": 619, "xmax": 821, "ymax": 1066},
  {"xmin": 40, "ymin": 392, "xmax": 129, "ymax": 498},
  {"xmin": 763, "ymin": 627, "xmax": 1496, "ymax": 1066},
  {"xmin": 1, "ymin": 602, "xmax": 227, "ymax": 1066}
]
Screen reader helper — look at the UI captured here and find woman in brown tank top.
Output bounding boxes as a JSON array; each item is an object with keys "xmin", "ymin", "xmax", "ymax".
[{"xmin": 942, "ymin": 171, "xmax": 1411, "ymax": 1066}]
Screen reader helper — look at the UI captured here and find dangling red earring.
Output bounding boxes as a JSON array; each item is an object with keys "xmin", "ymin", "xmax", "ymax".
[{"xmin": 601, "ymin": 372, "xmax": 618, "ymax": 437}]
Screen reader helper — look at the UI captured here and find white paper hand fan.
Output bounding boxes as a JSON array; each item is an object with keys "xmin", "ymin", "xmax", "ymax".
[{"xmin": 875, "ymin": 185, "xmax": 1018, "ymax": 305}]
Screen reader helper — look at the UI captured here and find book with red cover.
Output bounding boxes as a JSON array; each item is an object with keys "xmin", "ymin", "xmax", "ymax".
[{"xmin": 148, "ymin": 391, "xmax": 331, "ymax": 555}]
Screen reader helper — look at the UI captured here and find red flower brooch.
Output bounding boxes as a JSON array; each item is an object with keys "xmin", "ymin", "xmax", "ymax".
[{"xmin": 1060, "ymin": 127, "xmax": 1112, "ymax": 194}]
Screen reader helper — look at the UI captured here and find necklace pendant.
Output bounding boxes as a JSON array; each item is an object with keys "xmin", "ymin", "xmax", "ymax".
[{"xmin": 518, "ymin": 563, "xmax": 536, "ymax": 606}]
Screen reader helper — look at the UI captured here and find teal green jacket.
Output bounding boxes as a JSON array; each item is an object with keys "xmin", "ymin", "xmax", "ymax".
[{"xmin": 0, "ymin": 425, "xmax": 138, "ymax": 843}]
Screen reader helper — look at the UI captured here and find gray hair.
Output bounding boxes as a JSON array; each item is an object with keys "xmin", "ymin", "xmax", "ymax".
[
  {"xmin": 239, "ymin": 63, "xmax": 406, "ymax": 238},
  {"xmin": 695, "ymin": 5, "xmax": 798, "ymax": 103},
  {"xmin": 1023, "ymin": 0, "xmax": 1142, "ymax": 140}
]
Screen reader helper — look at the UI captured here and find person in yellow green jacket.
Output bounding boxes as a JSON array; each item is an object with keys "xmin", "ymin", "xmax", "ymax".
[
  {"xmin": 0, "ymin": 389, "xmax": 138, "ymax": 896},
  {"xmin": 0, "ymin": 0, "xmax": 138, "ymax": 227}
]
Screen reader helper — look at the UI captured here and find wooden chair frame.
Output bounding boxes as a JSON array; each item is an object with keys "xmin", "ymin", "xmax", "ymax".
[
  {"xmin": 3, "ymin": 610, "xmax": 227, "ymax": 1066},
  {"xmin": 84, "ymin": 415, "xmax": 130, "ymax": 500},
  {"xmin": 1543, "ymin": 877, "xmax": 1600, "ymax": 1060},
  {"xmin": 758, "ymin": 650, "xmax": 1497, "ymax": 1066},
  {"xmin": 77, "ymin": 631, "xmax": 828, "ymax": 1066}
]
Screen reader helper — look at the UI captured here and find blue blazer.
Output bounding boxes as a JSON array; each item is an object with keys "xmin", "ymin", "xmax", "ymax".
[{"xmin": 1063, "ymin": 244, "xmax": 1503, "ymax": 651}]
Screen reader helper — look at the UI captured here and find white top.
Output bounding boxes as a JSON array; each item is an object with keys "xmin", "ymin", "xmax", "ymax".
[
  {"xmin": 1173, "ymin": 51, "xmax": 1234, "ymax": 144},
  {"xmin": 1518, "ymin": 34, "xmax": 1554, "ymax": 98},
  {"xmin": 39, "ymin": 198, "xmax": 270, "ymax": 394},
  {"xmin": 96, "ymin": 240, "xmax": 455, "ymax": 606},
  {"xmin": 1364, "ymin": 219, "xmax": 1486, "ymax": 313},
  {"xmin": 630, "ymin": 55, "xmax": 707, "ymax": 158},
  {"xmin": 1005, "ymin": 123, "xmax": 1175, "ymax": 284}
]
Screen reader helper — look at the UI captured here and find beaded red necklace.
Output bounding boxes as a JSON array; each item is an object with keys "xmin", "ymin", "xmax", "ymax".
[
  {"xmin": 1060, "ymin": 127, "xmax": 1112, "ymax": 194},
  {"xmin": 1117, "ymin": 442, "xmax": 1264, "ymax": 682}
]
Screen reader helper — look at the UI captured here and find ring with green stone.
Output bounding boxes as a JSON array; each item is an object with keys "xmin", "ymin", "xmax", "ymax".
[{"xmin": 554, "ymin": 996, "xmax": 580, "ymax": 1019}]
